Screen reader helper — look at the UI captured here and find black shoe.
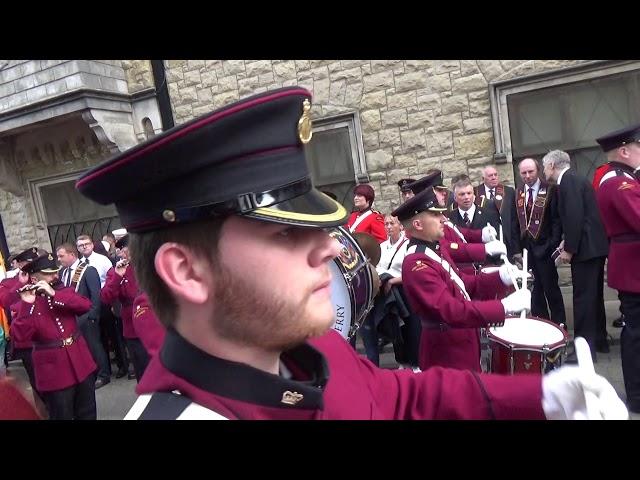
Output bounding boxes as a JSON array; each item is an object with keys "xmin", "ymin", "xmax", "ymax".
[
  {"xmin": 127, "ymin": 372, "xmax": 136, "ymax": 380},
  {"xmin": 115, "ymin": 369, "xmax": 127, "ymax": 379},
  {"xmin": 95, "ymin": 378, "xmax": 110, "ymax": 390},
  {"xmin": 612, "ymin": 316, "xmax": 624, "ymax": 328},
  {"xmin": 596, "ymin": 342, "xmax": 610, "ymax": 354}
]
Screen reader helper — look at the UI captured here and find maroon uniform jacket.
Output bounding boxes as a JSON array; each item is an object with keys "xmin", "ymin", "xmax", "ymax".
[
  {"xmin": 442, "ymin": 222, "xmax": 487, "ymax": 265},
  {"xmin": 101, "ymin": 265, "xmax": 139, "ymax": 339},
  {"xmin": 346, "ymin": 209, "xmax": 386, "ymax": 243},
  {"xmin": 0, "ymin": 277, "xmax": 32, "ymax": 349},
  {"xmin": 596, "ymin": 162, "xmax": 640, "ymax": 293},
  {"xmin": 132, "ymin": 293, "xmax": 166, "ymax": 356},
  {"xmin": 402, "ymin": 239, "xmax": 508, "ymax": 371},
  {"xmin": 135, "ymin": 328, "xmax": 544, "ymax": 419},
  {"xmin": 11, "ymin": 287, "xmax": 96, "ymax": 393}
]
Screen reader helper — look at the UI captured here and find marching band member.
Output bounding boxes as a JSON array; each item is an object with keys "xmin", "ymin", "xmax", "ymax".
[
  {"xmin": 10, "ymin": 253, "xmax": 97, "ymax": 420},
  {"xmin": 394, "ymin": 186, "xmax": 527, "ymax": 371},
  {"xmin": 595, "ymin": 124, "xmax": 640, "ymax": 414},
  {"xmin": 101, "ymin": 234, "xmax": 149, "ymax": 381}
]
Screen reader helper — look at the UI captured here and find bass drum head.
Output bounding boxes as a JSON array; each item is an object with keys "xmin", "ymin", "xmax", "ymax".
[{"xmin": 329, "ymin": 259, "xmax": 353, "ymax": 340}]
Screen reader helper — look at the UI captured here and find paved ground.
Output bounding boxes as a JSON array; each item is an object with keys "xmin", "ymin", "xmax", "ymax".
[{"xmin": 5, "ymin": 264, "xmax": 638, "ymax": 419}]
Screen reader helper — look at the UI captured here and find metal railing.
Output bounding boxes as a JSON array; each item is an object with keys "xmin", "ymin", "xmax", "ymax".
[{"xmin": 47, "ymin": 216, "xmax": 122, "ymax": 249}]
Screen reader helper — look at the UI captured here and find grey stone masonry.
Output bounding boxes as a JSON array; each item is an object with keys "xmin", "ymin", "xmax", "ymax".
[
  {"xmin": 143, "ymin": 60, "xmax": 592, "ymax": 214},
  {"xmin": 0, "ymin": 60, "xmax": 128, "ymax": 115}
]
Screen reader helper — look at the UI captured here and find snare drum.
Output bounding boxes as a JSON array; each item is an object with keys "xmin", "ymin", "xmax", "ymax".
[
  {"xmin": 486, "ymin": 316, "xmax": 568, "ymax": 374},
  {"xmin": 328, "ymin": 227, "xmax": 375, "ymax": 341}
]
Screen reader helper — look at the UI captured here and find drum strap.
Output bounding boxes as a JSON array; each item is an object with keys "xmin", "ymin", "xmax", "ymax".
[
  {"xmin": 125, "ymin": 391, "xmax": 229, "ymax": 420},
  {"xmin": 444, "ymin": 221, "xmax": 467, "ymax": 243},
  {"xmin": 408, "ymin": 244, "xmax": 471, "ymax": 301},
  {"xmin": 349, "ymin": 209, "xmax": 373, "ymax": 232}
]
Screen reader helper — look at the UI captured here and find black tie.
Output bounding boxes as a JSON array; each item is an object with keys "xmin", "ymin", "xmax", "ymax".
[
  {"xmin": 526, "ymin": 187, "xmax": 534, "ymax": 220},
  {"xmin": 64, "ymin": 267, "xmax": 71, "ymax": 287},
  {"xmin": 463, "ymin": 212, "xmax": 470, "ymax": 225},
  {"xmin": 84, "ymin": 257, "xmax": 90, "ymax": 264},
  {"xmin": 489, "ymin": 188, "xmax": 494, "ymax": 199}
]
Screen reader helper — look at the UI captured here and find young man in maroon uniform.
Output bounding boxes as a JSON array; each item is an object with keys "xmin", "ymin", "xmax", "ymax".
[
  {"xmin": 101, "ymin": 234, "xmax": 149, "ymax": 381},
  {"xmin": 11, "ymin": 253, "xmax": 97, "ymax": 420},
  {"xmin": 0, "ymin": 248, "xmax": 43, "ymax": 408},
  {"xmin": 394, "ymin": 187, "xmax": 526, "ymax": 371},
  {"xmin": 77, "ymin": 86, "xmax": 626, "ymax": 420},
  {"xmin": 594, "ymin": 124, "xmax": 640, "ymax": 413}
]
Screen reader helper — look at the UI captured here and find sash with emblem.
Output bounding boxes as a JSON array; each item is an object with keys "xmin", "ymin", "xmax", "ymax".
[
  {"xmin": 70, "ymin": 261, "xmax": 88, "ymax": 292},
  {"xmin": 517, "ymin": 183, "xmax": 551, "ymax": 240}
]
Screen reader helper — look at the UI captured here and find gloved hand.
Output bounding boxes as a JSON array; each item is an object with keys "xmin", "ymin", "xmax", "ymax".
[
  {"xmin": 542, "ymin": 366, "xmax": 629, "ymax": 420},
  {"xmin": 481, "ymin": 225, "xmax": 498, "ymax": 243},
  {"xmin": 485, "ymin": 240, "xmax": 507, "ymax": 257},
  {"xmin": 500, "ymin": 288, "xmax": 531, "ymax": 314},
  {"xmin": 498, "ymin": 263, "xmax": 520, "ymax": 286}
]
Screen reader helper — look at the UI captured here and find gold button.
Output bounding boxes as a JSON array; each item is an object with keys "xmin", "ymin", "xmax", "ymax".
[{"xmin": 163, "ymin": 209, "xmax": 176, "ymax": 222}]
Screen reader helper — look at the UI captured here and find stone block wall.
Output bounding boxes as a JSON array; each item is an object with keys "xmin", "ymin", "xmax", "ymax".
[{"xmin": 162, "ymin": 60, "xmax": 587, "ymax": 215}]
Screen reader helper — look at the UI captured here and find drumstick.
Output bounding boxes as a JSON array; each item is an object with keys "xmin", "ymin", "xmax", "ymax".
[
  {"xmin": 573, "ymin": 337, "xmax": 602, "ymax": 420},
  {"xmin": 520, "ymin": 248, "xmax": 528, "ymax": 318}
]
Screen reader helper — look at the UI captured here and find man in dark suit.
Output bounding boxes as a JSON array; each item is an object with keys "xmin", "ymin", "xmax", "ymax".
[
  {"xmin": 450, "ymin": 176, "xmax": 501, "ymax": 235},
  {"xmin": 516, "ymin": 158, "xmax": 565, "ymax": 326},
  {"xmin": 543, "ymin": 150, "xmax": 610, "ymax": 360},
  {"xmin": 475, "ymin": 166, "xmax": 519, "ymax": 258},
  {"xmin": 56, "ymin": 243, "xmax": 111, "ymax": 388}
]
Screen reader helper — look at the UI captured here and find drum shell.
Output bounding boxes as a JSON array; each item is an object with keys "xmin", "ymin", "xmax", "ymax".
[
  {"xmin": 486, "ymin": 316, "xmax": 568, "ymax": 375},
  {"xmin": 328, "ymin": 227, "xmax": 375, "ymax": 340}
]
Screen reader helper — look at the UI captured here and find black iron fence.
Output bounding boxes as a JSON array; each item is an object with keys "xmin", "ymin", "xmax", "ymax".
[{"xmin": 47, "ymin": 216, "xmax": 122, "ymax": 249}]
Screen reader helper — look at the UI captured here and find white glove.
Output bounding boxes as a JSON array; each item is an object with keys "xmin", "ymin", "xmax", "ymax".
[
  {"xmin": 482, "ymin": 225, "xmax": 498, "ymax": 243},
  {"xmin": 542, "ymin": 366, "xmax": 629, "ymax": 420},
  {"xmin": 485, "ymin": 240, "xmax": 507, "ymax": 257},
  {"xmin": 500, "ymin": 288, "xmax": 531, "ymax": 314},
  {"xmin": 498, "ymin": 263, "xmax": 520, "ymax": 286}
]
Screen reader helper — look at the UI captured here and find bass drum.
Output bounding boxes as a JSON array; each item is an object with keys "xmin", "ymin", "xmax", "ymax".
[{"xmin": 328, "ymin": 227, "xmax": 375, "ymax": 341}]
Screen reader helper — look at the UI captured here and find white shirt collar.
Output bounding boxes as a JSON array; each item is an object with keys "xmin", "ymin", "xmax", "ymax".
[
  {"xmin": 70, "ymin": 258, "xmax": 81, "ymax": 270},
  {"xmin": 557, "ymin": 166, "xmax": 570, "ymax": 185},
  {"xmin": 458, "ymin": 203, "xmax": 476, "ymax": 221},
  {"xmin": 526, "ymin": 178, "xmax": 540, "ymax": 195}
]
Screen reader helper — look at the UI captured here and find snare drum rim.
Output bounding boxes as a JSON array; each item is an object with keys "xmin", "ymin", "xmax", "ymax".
[{"xmin": 486, "ymin": 315, "xmax": 568, "ymax": 352}]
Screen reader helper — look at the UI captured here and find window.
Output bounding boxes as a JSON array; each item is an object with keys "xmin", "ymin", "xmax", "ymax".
[
  {"xmin": 490, "ymin": 61, "xmax": 640, "ymax": 184},
  {"xmin": 29, "ymin": 173, "xmax": 121, "ymax": 248},
  {"xmin": 304, "ymin": 112, "xmax": 367, "ymax": 211}
]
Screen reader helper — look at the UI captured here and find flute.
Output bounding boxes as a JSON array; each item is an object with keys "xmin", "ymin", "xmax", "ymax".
[{"xmin": 115, "ymin": 259, "xmax": 130, "ymax": 269}]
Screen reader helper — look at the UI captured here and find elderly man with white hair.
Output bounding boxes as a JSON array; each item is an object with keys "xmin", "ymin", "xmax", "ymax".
[
  {"xmin": 543, "ymin": 150, "xmax": 610, "ymax": 362},
  {"xmin": 475, "ymin": 166, "xmax": 518, "ymax": 258}
]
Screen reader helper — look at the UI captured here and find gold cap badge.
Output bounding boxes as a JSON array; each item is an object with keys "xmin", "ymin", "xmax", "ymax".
[
  {"xmin": 297, "ymin": 99, "xmax": 313, "ymax": 144},
  {"xmin": 163, "ymin": 209, "xmax": 176, "ymax": 222},
  {"xmin": 281, "ymin": 390, "xmax": 304, "ymax": 406}
]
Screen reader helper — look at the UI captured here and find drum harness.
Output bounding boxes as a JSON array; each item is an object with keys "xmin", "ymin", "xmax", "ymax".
[{"xmin": 407, "ymin": 242, "xmax": 472, "ymax": 332}]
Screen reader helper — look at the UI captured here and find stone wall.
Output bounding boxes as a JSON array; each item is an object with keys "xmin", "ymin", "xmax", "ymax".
[
  {"xmin": 162, "ymin": 60, "xmax": 587, "ymax": 214},
  {"xmin": 122, "ymin": 60, "xmax": 155, "ymax": 94},
  {"xmin": 0, "ymin": 118, "xmax": 111, "ymax": 252},
  {"xmin": 0, "ymin": 60, "xmax": 128, "ymax": 116}
]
